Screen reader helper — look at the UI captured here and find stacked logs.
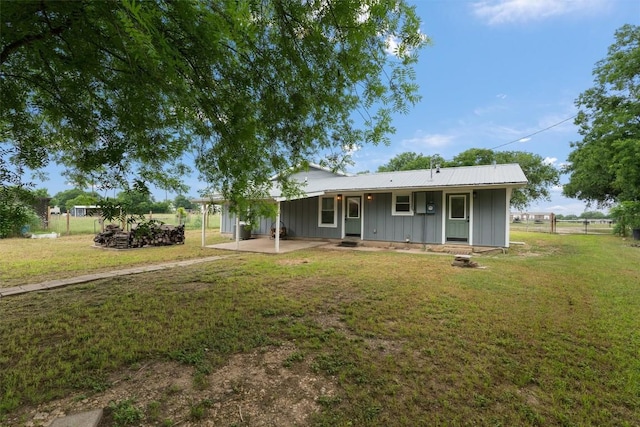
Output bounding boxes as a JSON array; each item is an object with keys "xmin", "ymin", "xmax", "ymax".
[
  {"xmin": 94, "ymin": 222, "xmax": 185, "ymax": 249},
  {"xmin": 130, "ymin": 222, "xmax": 185, "ymax": 247}
]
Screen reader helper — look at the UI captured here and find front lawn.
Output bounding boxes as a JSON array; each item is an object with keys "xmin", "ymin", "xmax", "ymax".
[{"xmin": 1, "ymin": 232, "xmax": 638, "ymax": 425}]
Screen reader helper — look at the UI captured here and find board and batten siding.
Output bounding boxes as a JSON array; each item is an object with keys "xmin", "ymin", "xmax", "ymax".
[
  {"xmin": 220, "ymin": 206, "xmax": 274, "ymax": 236},
  {"xmin": 220, "ymin": 197, "xmax": 343, "ymax": 239},
  {"xmin": 280, "ymin": 197, "xmax": 342, "ymax": 239},
  {"xmin": 363, "ymin": 191, "xmax": 443, "ymax": 244},
  {"xmin": 472, "ymin": 188, "xmax": 507, "ymax": 247}
]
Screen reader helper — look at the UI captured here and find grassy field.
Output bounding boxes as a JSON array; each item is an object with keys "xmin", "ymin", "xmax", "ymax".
[
  {"xmin": 43, "ymin": 212, "xmax": 221, "ymax": 236},
  {"xmin": 0, "ymin": 229, "xmax": 228, "ymax": 288},
  {"xmin": 1, "ymin": 232, "xmax": 639, "ymax": 426},
  {"xmin": 511, "ymin": 220, "xmax": 614, "ymax": 235}
]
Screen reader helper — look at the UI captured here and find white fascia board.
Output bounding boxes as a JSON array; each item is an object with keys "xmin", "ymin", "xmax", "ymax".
[{"xmin": 274, "ymin": 191, "xmax": 325, "ymax": 202}]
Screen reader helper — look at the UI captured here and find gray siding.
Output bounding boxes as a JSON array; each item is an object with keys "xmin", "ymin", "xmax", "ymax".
[
  {"xmin": 221, "ymin": 197, "xmax": 343, "ymax": 239},
  {"xmin": 363, "ymin": 191, "xmax": 443, "ymax": 244},
  {"xmin": 220, "ymin": 188, "xmax": 509, "ymax": 247},
  {"xmin": 472, "ymin": 189, "xmax": 507, "ymax": 247},
  {"xmin": 280, "ymin": 197, "xmax": 342, "ymax": 239},
  {"xmin": 221, "ymin": 205, "xmax": 276, "ymax": 236}
]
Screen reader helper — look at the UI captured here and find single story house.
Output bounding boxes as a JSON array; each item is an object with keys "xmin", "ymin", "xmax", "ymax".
[
  {"xmin": 196, "ymin": 163, "xmax": 528, "ymax": 251},
  {"xmin": 510, "ymin": 212, "xmax": 552, "ymax": 222},
  {"xmin": 70, "ymin": 205, "xmax": 101, "ymax": 217}
]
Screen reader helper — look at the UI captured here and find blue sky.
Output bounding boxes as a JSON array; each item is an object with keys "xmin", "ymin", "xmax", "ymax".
[
  {"xmin": 343, "ymin": 0, "xmax": 638, "ymax": 215},
  {"xmin": 40, "ymin": 0, "xmax": 639, "ymax": 214}
]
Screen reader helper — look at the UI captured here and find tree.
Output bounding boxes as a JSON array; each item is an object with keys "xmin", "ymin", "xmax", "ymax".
[
  {"xmin": 379, "ymin": 149, "xmax": 560, "ymax": 211},
  {"xmin": 51, "ymin": 189, "xmax": 94, "ymax": 213},
  {"xmin": 447, "ymin": 149, "xmax": 560, "ymax": 211},
  {"xmin": 609, "ymin": 201, "xmax": 640, "ymax": 236},
  {"xmin": 174, "ymin": 194, "xmax": 195, "ymax": 211},
  {"xmin": 579, "ymin": 211, "xmax": 607, "ymax": 219},
  {"xmin": 0, "ymin": 186, "xmax": 44, "ymax": 238},
  {"xmin": 563, "ymin": 24, "xmax": 640, "ymax": 206},
  {"xmin": 377, "ymin": 152, "xmax": 445, "ymax": 172},
  {"xmin": 67, "ymin": 194, "xmax": 99, "ymax": 209},
  {"xmin": 115, "ymin": 189, "xmax": 156, "ymax": 216},
  {"xmin": 1, "ymin": 1, "xmax": 428, "ymax": 212}
]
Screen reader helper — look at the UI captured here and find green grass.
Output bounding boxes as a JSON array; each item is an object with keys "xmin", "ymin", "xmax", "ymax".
[
  {"xmin": 0, "ymin": 229, "xmax": 228, "ymax": 288},
  {"xmin": 1, "ymin": 232, "xmax": 639, "ymax": 425},
  {"xmin": 43, "ymin": 212, "xmax": 220, "ymax": 236}
]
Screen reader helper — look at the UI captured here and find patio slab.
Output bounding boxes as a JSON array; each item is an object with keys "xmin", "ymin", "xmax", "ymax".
[{"xmin": 207, "ymin": 238, "xmax": 329, "ymax": 254}]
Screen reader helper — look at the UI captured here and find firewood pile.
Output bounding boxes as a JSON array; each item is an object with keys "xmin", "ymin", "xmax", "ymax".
[{"xmin": 94, "ymin": 222, "xmax": 185, "ymax": 249}]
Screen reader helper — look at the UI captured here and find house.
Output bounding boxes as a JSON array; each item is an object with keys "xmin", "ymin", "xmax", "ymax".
[
  {"xmin": 510, "ymin": 212, "xmax": 551, "ymax": 223},
  {"xmin": 196, "ymin": 163, "xmax": 528, "ymax": 251},
  {"xmin": 70, "ymin": 205, "xmax": 100, "ymax": 217}
]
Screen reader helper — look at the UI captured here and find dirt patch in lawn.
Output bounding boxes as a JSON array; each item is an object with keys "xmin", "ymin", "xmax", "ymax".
[{"xmin": 7, "ymin": 343, "xmax": 337, "ymax": 427}]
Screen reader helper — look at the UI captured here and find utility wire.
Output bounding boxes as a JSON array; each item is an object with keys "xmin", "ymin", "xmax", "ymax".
[{"xmin": 490, "ymin": 114, "xmax": 577, "ymax": 150}]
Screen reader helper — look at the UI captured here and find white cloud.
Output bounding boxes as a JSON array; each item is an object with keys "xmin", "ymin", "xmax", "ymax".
[
  {"xmin": 518, "ymin": 137, "xmax": 531, "ymax": 143},
  {"xmin": 472, "ymin": 0, "xmax": 607, "ymax": 25},
  {"xmin": 496, "ymin": 93, "xmax": 507, "ymax": 99},
  {"xmin": 543, "ymin": 156, "xmax": 557, "ymax": 165},
  {"xmin": 384, "ymin": 34, "xmax": 400, "ymax": 56},
  {"xmin": 401, "ymin": 132, "xmax": 455, "ymax": 149},
  {"xmin": 343, "ymin": 143, "xmax": 361, "ymax": 155},
  {"xmin": 384, "ymin": 29, "xmax": 429, "ymax": 58}
]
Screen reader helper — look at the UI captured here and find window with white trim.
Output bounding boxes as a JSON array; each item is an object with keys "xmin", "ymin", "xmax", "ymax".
[
  {"xmin": 392, "ymin": 192, "xmax": 413, "ymax": 216},
  {"xmin": 318, "ymin": 196, "xmax": 337, "ymax": 227}
]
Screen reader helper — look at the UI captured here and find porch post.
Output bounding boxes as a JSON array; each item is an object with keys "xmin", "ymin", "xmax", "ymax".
[
  {"xmin": 201, "ymin": 203, "xmax": 207, "ymax": 247},
  {"xmin": 505, "ymin": 188, "xmax": 513, "ymax": 248},
  {"xmin": 235, "ymin": 214, "xmax": 240, "ymax": 249},
  {"xmin": 275, "ymin": 201, "xmax": 281, "ymax": 254}
]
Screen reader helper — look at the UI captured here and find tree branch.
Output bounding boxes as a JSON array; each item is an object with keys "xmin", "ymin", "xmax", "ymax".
[{"xmin": 1, "ymin": 20, "xmax": 70, "ymax": 65}]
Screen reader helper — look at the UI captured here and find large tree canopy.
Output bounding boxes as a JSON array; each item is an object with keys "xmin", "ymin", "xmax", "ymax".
[
  {"xmin": 563, "ymin": 24, "xmax": 640, "ymax": 206},
  {"xmin": 1, "ymin": 0, "xmax": 428, "ymax": 207},
  {"xmin": 376, "ymin": 151, "xmax": 445, "ymax": 172},
  {"xmin": 378, "ymin": 148, "xmax": 560, "ymax": 211}
]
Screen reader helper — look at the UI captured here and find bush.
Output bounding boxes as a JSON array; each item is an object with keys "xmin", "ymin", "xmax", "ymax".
[
  {"xmin": 108, "ymin": 399, "xmax": 144, "ymax": 427},
  {"xmin": 610, "ymin": 201, "xmax": 640, "ymax": 237},
  {"xmin": 0, "ymin": 194, "xmax": 40, "ymax": 238}
]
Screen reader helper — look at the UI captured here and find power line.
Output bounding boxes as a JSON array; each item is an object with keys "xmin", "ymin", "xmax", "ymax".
[{"xmin": 490, "ymin": 114, "xmax": 577, "ymax": 150}]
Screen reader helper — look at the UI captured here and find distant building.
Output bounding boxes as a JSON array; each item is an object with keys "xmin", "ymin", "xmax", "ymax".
[
  {"xmin": 510, "ymin": 212, "xmax": 552, "ymax": 222},
  {"xmin": 70, "ymin": 205, "xmax": 101, "ymax": 217}
]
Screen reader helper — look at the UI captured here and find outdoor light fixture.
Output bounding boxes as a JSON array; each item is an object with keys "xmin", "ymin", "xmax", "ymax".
[
  {"xmin": 337, "ymin": 194, "xmax": 342, "ymax": 201},
  {"xmin": 367, "ymin": 193, "xmax": 372, "ymax": 200}
]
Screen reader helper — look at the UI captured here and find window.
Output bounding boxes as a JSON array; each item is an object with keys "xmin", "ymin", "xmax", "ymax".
[
  {"xmin": 347, "ymin": 197, "xmax": 360, "ymax": 219},
  {"xmin": 392, "ymin": 192, "xmax": 413, "ymax": 216},
  {"xmin": 318, "ymin": 196, "xmax": 337, "ymax": 227},
  {"xmin": 449, "ymin": 195, "xmax": 466, "ymax": 219}
]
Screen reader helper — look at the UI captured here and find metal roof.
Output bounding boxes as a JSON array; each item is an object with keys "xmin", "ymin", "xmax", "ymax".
[
  {"xmin": 193, "ymin": 163, "xmax": 528, "ymax": 203},
  {"xmin": 271, "ymin": 163, "xmax": 528, "ymax": 200}
]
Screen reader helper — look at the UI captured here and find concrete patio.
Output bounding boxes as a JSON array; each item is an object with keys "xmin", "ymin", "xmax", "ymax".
[{"xmin": 207, "ymin": 237, "xmax": 329, "ymax": 254}]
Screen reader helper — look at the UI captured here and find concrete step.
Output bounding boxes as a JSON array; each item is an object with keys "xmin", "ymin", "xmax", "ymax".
[{"xmin": 49, "ymin": 409, "xmax": 103, "ymax": 427}]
